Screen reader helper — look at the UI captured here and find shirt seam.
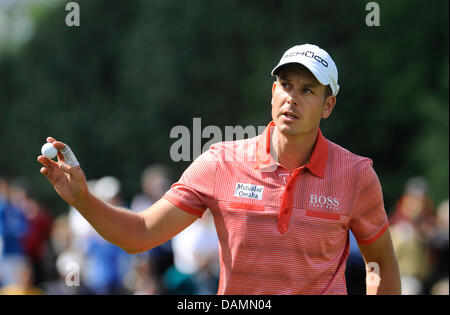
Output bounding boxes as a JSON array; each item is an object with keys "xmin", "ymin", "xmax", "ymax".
[
  {"xmin": 165, "ymin": 190, "xmax": 204, "ymax": 214},
  {"xmin": 212, "ymin": 149, "xmax": 219, "ymax": 203},
  {"xmin": 354, "ymin": 221, "xmax": 389, "ymax": 244},
  {"xmin": 349, "ymin": 161, "xmax": 369, "ymax": 224}
]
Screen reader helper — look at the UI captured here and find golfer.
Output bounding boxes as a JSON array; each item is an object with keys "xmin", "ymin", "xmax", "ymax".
[{"xmin": 37, "ymin": 44, "xmax": 401, "ymax": 295}]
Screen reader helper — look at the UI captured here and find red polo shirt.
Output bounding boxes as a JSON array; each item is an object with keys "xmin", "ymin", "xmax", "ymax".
[{"xmin": 164, "ymin": 121, "xmax": 389, "ymax": 294}]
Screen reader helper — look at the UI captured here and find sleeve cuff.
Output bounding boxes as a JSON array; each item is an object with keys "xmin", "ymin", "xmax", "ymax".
[
  {"xmin": 355, "ymin": 222, "xmax": 389, "ymax": 245},
  {"xmin": 163, "ymin": 194, "xmax": 205, "ymax": 218}
]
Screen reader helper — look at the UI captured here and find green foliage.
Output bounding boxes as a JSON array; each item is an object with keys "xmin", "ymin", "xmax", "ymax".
[{"xmin": 0, "ymin": 0, "xmax": 448, "ymax": 214}]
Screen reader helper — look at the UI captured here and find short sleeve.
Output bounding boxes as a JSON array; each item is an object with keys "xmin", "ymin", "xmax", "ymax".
[
  {"xmin": 350, "ymin": 163, "xmax": 389, "ymax": 244},
  {"xmin": 163, "ymin": 146, "xmax": 218, "ymax": 217}
]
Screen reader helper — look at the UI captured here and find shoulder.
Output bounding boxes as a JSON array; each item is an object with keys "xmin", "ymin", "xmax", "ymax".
[
  {"xmin": 326, "ymin": 139, "xmax": 375, "ymax": 176},
  {"xmin": 205, "ymin": 136, "xmax": 258, "ymax": 162},
  {"xmin": 208, "ymin": 136, "xmax": 257, "ymax": 150}
]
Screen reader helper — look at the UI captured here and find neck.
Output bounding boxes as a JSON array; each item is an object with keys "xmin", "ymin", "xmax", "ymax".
[{"xmin": 272, "ymin": 128, "xmax": 318, "ymax": 173}]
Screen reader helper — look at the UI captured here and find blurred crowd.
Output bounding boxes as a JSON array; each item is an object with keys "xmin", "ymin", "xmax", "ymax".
[
  {"xmin": 0, "ymin": 165, "xmax": 219, "ymax": 295},
  {"xmin": 346, "ymin": 176, "xmax": 449, "ymax": 295},
  {"xmin": 0, "ymin": 171, "xmax": 448, "ymax": 295}
]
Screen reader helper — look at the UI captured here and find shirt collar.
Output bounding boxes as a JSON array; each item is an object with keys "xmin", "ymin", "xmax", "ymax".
[{"xmin": 254, "ymin": 121, "xmax": 328, "ymax": 178}]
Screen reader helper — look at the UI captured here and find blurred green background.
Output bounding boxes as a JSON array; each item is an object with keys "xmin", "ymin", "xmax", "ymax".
[{"xmin": 0, "ymin": 0, "xmax": 448, "ymax": 216}]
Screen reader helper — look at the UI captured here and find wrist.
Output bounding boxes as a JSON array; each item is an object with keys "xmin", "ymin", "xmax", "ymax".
[{"xmin": 72, "ymin": 187, "xmax": 96, "ymax": 212}]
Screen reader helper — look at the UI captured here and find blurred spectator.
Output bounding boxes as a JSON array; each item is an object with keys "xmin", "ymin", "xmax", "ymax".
[
  {"xmin": 130, "ymin": 164, "xmax": 174, "ymax": 291},
  {"xmin": 430, "ymin": 277, "xmax": 449, "ymax": 295},
  {"xmin": 124, "ymin": 252, "xmax": 162, "ymax": 295},
  {"xmin": 71, "ymin": 176, "xmax": 132, "ymax": 294},
  {"xmin": 49, "ymin": 214, "xmax": 73, "ymax": 259},
  {"xmin": 390, "ymin": 177, "xmax": 436, "ymax": 237},
  {"xmin": 0, "ymin": 258, "xmax": 42, "ymax": 295},
  {"xmin": 391, "ymin": 221, "xmax": 428, "ymax": 294},
  {"xmin": 400, "ymin": 275, "xmax": 424, "ymax": 295},
  {"xmin": 2, "ymin": 170, "xmax": 447, "ymax": 295},
  {"xmin": 427, "ymin": 199, "xmax": 449, "ymax": 294},
  {"xmin": 162, "ymin": 264, "xmax": 198, "ymax": 295},
  {"xmin": 0, "ymin": 178, "xmax": 29, "ymax": 287},
  {"xmin": 389, "ymin": 176, "xmax": 445, "ymax": 295},
  {"xmin": 68, "ymin": 180, "xmax": 98, "ymax": 254},
  {"xmin": 130, "ymin": 164, "xmax": 171, "ymax": 211},
  {"xmin": 0, "ymin": 177, "xmax": 8, "ymax": 258},
  {"xmin": 42, "ymin": 214, "xmax": 86, "ymax": 295},
  {"xmin": 169, "ymin": 210, "xmax": 219, "ymax": 294},
  {"xmin": 45, "ymin": 249, "xmax": 84, "ymax": 295},
  {"xmin": 19, "ymin": 187, "xmax": 53, "ymax": 286},
  {"xmin": 345, "ymin": 231, "xmax": 366, "ymax": 295}
]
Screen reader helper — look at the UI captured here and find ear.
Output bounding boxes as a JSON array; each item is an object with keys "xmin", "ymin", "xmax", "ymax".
[
  {"xmin": 271, "ymin": 81, "xmax": 277, "ymax": 107},
  {"xmin": 321, "ymin": 95, "xmax": 336, "ymax": 119}
]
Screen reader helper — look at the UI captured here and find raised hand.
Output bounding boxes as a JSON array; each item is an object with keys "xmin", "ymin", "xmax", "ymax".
[{"xmin": 37, "ymin": 137, "xmax": 88, "ymax": 206}]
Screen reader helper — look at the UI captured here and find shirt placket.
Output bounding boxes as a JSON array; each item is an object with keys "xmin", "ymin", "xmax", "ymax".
[{"xmin": 277, "ymin": 166, "xmax": 305, "ymax": 234}]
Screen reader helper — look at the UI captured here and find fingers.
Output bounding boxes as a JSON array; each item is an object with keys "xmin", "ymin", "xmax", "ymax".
[
  {"xmin": 51, "ymin": 141, "xmax": 66, "ymax": 151},
  {"xmin": 38, "ymin": 154, "xmax": 82, "ymax": 185},
  {"xmin": 46, "ymin": 137, "xmax": 66, "ymax": 162},
  {"xmin": 37, "ymin": 154, "xmax": 57, "ymax": 168},
  {"xmin": 60, "ymin": 145, "xmax": 80, "ymax": 167},
  {"xmin": 37, "ymin": 155, "xmax": 60, "ymax": 185},
  {"xmin": 56, "ymin": 160, "xmax": 85, "ymax": 185},
  {"xmin": 38, "ymin": 137, "xmax": 81, "ymax": 181},
  {"xmin": 43, "ymin": 137, "xmax": 80, "ymax": 167},
  {"xmin": 54, "ymin": 142, "xmax": 67, "ymax": 162},
  {"xmin": 46, "ymin": 137, "xmax": 67, "ymax": 152},
  {"xmin": 37, "ymin": 155, "xmax": 71, "ymax": 174},
  {"xmin": 44, "ymin": 137, "xmax": 64, "ymax": 162},
  {"xmin": 40, "ymin": 166, "xmax": 49, "ymax": 176},
  {"xmin": 58, "ymin": 160, "xmax": 75, "ymax": 174},
  {"xmin": 39, "ymin": 166, "xmax": 55, "ymax": 185}
]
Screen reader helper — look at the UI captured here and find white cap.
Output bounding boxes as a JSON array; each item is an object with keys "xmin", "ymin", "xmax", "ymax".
[{"xmin": 271, "ymin": 44, "xmax": 340, "ymax": 96}]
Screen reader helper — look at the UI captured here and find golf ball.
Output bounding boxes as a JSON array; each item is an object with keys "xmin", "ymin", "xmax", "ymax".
[{"xmin": 41, "ymin": 143, "xmax": 58, "ymax": 159}]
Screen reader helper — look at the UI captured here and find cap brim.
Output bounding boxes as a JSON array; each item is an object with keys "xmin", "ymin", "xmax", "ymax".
[{"xmin": 271, "ymin": 61, "xmax": 329, "ymax": 87}]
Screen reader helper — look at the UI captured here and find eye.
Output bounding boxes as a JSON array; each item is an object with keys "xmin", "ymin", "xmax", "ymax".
[
  {"xmin": 302, "ymin": 88, "xmax": 313, "ymax": 94},
  {"xmin": 280, "ymin": 81, "xmax": 290, "ymax": 89}
]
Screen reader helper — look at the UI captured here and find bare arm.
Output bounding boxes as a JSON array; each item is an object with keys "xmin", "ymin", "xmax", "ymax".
[
  {"xmin": 37, "ymin": 137, "xmax": 198, "ymax": 254},
  {"xmin": 357, "ymin": 228, "xmax": 402, "ymax": 295},
  {"xmin": 73, "ymin": 194, "xmax": 197, "ymax": 254}
]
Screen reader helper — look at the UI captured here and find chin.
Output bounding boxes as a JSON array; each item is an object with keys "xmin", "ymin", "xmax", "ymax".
[{"xmin": 276, "ymin": 123, "xmax": 301, "ymax": 137}]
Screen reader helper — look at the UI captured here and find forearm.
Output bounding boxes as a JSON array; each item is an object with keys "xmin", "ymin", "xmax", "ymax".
[
  {"xmin": 73, "ymin": 192, "xmax": 147, "ymax": 254},
  {"xmin": 366, "ymin": 260, "xmax": 401, "ymax": 295},
  {"xmin": 37, "ymin": 140, "xmax": 195, "ymax": 253},
  {"xmin": 358, "ymin": 228, "xmax": 402, "ymax": 295}
]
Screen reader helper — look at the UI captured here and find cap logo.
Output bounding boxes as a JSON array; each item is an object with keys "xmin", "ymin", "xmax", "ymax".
[{"xmin": 283, "ymin": 50, "xmax": 329, "ymax": 68}]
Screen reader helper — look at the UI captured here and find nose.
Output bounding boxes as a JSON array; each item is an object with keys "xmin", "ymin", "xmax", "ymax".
[{"xmin": 287, "ymin": 92, "xmax": 298, "ymax": 107}]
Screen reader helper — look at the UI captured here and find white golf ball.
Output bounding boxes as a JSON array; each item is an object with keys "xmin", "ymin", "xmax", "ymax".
[{"xmin": 41, "ymin": 143, "xmax": 58, "ymax": 159}]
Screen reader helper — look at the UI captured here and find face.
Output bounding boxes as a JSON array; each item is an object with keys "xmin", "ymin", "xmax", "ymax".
[{"xmin": 271, "ymin": 64, "xmax": 336, "ymax": 138}]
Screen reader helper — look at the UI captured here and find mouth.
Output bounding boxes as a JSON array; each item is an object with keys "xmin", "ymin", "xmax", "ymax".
[{"xmin": 281, "ymin": 111, "xmax": 299, "ymax": 120}]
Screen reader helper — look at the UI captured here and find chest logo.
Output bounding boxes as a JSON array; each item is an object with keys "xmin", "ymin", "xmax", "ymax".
[
  {"xmin": 309, "ymin": 194, "xmax": 340, "ymax": 211},
  {"xmin": 234, "ymin": 183, "xmax": 264, "ymax": 200}
]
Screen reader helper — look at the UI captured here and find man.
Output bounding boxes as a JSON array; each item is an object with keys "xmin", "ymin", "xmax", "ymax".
[{"xmin": 37, "ymin": 44, "xmax": 401, "ymax": 295}]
